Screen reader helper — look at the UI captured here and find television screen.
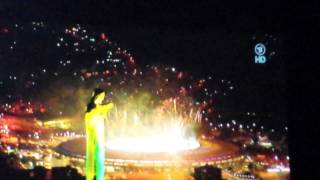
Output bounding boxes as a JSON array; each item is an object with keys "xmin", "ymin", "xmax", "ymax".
[{"xmin": 0, "ymin": 2, "xmax": 289, "ymax": 180}]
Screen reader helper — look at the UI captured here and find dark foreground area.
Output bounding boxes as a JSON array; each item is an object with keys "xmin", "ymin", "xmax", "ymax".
[{"xmin": 0, "ymin": 153, "xmax": 84, "ymax": 180}]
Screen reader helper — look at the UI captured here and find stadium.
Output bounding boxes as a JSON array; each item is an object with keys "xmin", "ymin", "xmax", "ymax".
[{"xmin": 56, "ymin": 137, "xmax": 242, "ymax": 169}]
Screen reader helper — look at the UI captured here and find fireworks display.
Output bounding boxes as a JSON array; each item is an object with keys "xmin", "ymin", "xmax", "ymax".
[
  {"xmin": 0, "ymin": 22, "xmax": 234, "ymax": 153},
  {"xmin": 0, "ymin": 22, "xmax": 235, "ymax": 140},
  {"xmin": 0, "ymin": 21, "xmax": 289, "ymax": 180}
]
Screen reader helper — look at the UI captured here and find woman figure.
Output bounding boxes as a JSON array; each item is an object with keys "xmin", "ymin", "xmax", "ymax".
[{"xmin": 85, "ymin": 88, "xmax": 113, "ymax": 180}]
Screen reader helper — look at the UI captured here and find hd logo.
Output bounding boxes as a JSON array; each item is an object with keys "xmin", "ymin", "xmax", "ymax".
[{"xmin": 254, "ymin": 43, "xmax": 267, "ymax": 64}]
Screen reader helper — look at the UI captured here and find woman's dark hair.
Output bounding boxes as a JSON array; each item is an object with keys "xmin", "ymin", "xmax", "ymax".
[{"xmin": 86, "ymin": 88, "xmax": 104, "ymax": 112}]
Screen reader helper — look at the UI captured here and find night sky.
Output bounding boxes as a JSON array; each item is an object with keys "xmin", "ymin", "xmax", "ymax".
[{"xmin": 1, "ymin": 1, "xmax": 286, "ymax": 125}]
